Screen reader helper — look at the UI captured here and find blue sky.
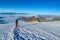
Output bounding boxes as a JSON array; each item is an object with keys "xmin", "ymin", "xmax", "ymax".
[{"xmin": 0, "ymin": 0, "xmax": 60, "ymax": 15}]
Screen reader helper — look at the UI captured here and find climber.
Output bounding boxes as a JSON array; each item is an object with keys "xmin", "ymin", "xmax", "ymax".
[{"xmin": 15, "ymin": 19, "xmax": 18, "ymax": 27}]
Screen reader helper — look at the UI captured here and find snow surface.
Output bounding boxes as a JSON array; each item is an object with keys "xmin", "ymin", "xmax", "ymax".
[
  {"xmin": 8, "ymin": 21, "xmax": 60, "ymax": 40},
  {"xmin": 0, "ymin": 22, "xmax": 15, "ymax": 40},
  {"xmin": 0, "ymin": 21, "xmax": 60, "ymax": 40}
]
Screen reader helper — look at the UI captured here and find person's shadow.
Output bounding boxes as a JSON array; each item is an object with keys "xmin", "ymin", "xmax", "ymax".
[{"xmin": 13, "ymin": 27, "xmax": 25, "ymax": 40}]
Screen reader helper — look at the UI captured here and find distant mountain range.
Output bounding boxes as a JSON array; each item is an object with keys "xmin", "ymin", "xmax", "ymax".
[
  {"xmin": 0, "ymin": 13, "xmax": 28, "ymax": 15},
  {"xmin": 0, "ymin": 13, "xmax": 60, "ymax": 24}
]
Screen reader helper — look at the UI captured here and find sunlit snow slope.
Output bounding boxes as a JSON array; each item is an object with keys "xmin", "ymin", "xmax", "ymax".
[
  {"xmin": 9, "ymin": 21, "xmax": 60, "ymax": 40},
  {"xmin": 0, "ymin": 22, "xmax": 15, "ymax": 40}
]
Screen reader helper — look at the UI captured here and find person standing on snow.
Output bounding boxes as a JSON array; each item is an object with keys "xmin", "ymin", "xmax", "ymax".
[{"xmin": 15, "ymin": 19, "xmax": 18, "ymax": 27}]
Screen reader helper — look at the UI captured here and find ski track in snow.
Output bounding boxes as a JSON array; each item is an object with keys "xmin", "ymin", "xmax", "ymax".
[{"xmin": 9, "ymin": 21, "xmax": 60, "ymax": 40}]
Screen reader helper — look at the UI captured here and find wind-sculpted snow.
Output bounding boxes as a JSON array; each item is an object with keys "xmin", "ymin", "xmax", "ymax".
[
  {"xmin": 13, "ymin": 27, "xmax": 46, "ymax": 40},
  {"xmin": 9, "ymin": 22, "xmax": 60, "ymax": 40}
]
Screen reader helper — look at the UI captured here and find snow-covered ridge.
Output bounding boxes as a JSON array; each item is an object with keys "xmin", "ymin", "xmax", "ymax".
[{"xmin": 9, "ymin": 21, "xmax": 60, "ymax": 40}]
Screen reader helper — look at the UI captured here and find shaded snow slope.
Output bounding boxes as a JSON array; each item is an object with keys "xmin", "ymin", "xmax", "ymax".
[{"xmin": 9, "ymin": 21, "xmax": 60, "ymax": 40}]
